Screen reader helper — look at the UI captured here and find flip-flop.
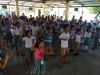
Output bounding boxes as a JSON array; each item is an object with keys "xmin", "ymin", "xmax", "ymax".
[
  {"xmin": 50, "ymin": 54, "xmax": 55, "ymax": 57},
  {"xmin": 63, "ymin": 61, "xmax": 68, "ymax": 64},
  {"xmin": 59, "ymin": 63, "xmax": 62, "ymax": 67}
]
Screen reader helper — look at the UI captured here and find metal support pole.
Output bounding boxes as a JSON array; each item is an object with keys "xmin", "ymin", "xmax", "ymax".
[
  {"xmin": 15, "ymin": 0, "xmax": 19, "ymax": 17},
  {"xmin": 43, "ymin": 3, "xmax": 46, "ymax": 18},
  {"xmin": 65, "ymin": 0, "xmax": 70, "ymax": 21}
]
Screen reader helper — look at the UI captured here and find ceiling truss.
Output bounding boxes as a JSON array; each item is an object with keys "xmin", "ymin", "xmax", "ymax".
[{"xmin": 0, "ymin": 0, "xmax": 100, "ymax": 8}]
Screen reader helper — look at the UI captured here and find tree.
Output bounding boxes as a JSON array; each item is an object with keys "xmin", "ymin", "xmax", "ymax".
[{"xmin": 88, "ymin": 7, "xmax": 100, "ymax": 14}]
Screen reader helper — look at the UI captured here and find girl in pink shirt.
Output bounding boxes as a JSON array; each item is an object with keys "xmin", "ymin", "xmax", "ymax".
[{"xmin": 30, "ymin": 38, "xmax": 47, "ymax": 75}]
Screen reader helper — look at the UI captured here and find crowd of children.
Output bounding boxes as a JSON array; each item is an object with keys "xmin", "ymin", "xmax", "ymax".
[{"xmin": 0, "ymin": 14, "xmax": 100, "ymax": 75}]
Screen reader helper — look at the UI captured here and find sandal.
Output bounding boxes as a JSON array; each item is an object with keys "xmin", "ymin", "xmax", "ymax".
[
  {"xmin": 63, "ymin": 61, "xmax": 68, "ymax": 64},
  {"xmin": 59, "ymin": 63, "xmax": 62, "ymax": 67},
  {"xmin": 50, "ymin": 54, "xmax": 55, "ymax": 57}
]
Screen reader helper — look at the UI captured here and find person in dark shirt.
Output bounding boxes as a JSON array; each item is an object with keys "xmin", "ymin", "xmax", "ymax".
[{"xmin": 92, "ymin": 28, "xmax": 100, "ymax": 50}]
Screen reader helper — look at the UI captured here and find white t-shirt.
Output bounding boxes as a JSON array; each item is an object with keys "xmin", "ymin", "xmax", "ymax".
[
  {"xmin": 60, "ymin": 28, "xmax": 64, "ymax": 33},
  {"xmin": 84, "ymin": 32, "xmax": 91, "ymax": 38},
  {"xmin": 92, "ymin": 26, "xmax": 97, "ymax": 32},
  {"xmin": 23, "ymin": 36, "xmax": 35, "ymax": 48},
  {"xmin": 75, "ymin": 35, "xmax": 81, "ymax": 43},
  {"xmin": 17, "ymin": 19, "xmax": 25, "ymax": 27},
  {"xmin": 26, "ymin": 24, "xmax": 32, "ymax": 31},
  {"xmin": 31, "ymin": 26, "xmax": 39, "ymax": 36},
  {"xmin": 59, "ymin": 32, "xmax": 70, "ymax": 48},
  {"xmin": 14, "ymin": 27, "xmax": 22, "ymax": 35},
  {"xmin": 70, "ymin": 30, "xmax": 74, "ymax": 39}
]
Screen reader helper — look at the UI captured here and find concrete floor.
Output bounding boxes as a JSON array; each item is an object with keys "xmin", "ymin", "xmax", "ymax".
[{"xmin": 1, "ymin": 39, "xmax": 100, "ymax": 75}]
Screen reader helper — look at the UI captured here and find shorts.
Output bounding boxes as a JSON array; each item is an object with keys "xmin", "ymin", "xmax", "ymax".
[
  {"xmin": 61, "ymin": 47, "xmax": 69, "ymax": 55},
  {"xmin": 44, "ymin": 47, "xmax": 53, "ymax": 53}
]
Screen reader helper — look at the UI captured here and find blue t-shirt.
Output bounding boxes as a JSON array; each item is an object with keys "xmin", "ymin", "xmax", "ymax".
[
  {"xmin": 42, "ymin": 33, "xmax": 56, "ymax": 47},
  {"xmin": 95, "ymin": 32, "xmax": 100, "ymax": 38}
]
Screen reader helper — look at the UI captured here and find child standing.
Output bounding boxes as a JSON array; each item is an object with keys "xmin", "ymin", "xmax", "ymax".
[
  {"xmin": 83, "ymin": 26, "xmax": 92, "ymax": 52},
  {"xmin": 42, "ymin": 27, "xmax": 56, "ymax": 56},
  {"xmin": 59, "ymin": 24, "xmax": 70, "ymax": 67},
  {"xmin": 73, "ymin": 29, "xmax": 81, "ymax": 56},
  {"xmin": 20, "ymin": 30, "xmax": 35, "ymax": 65},
  {"xmin": 68, "ymin": 25, "xmax": 75, "ymax": 52},
  {"xmin": 0, "ymin": 16, "xmax": 3, "ymax": 39},
  {"xmin": 4, "ymin": 18, "xmax": 13, "ymax": 47},
  {"xmin": 92, "ymin": 28, "xmax": 100, "ymax": 50},
  {"xmin": 31, "ymin": 21, "xmax": 39, "ymax": 37},
  {"xmin": 13, "ymin": 22, "xmax": 24, "ymax": 56},
  {"xmin": 0, "ymin": 40, "xmax": 8, "ymax": 60},
  {"xmin": 30, "ymin": 38, "xmax": 47, "ymax": 75},
  {"xmin": 25, "ymin": 20, "xmax": 32, "ymax": 31}
]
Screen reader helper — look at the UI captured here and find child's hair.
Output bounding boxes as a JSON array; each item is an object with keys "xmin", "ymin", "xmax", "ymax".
[
  {"xmin": 47, "ymin": 26, "xmax": 52, "ymax": 30},
  {"xmin": 40, "ymin": 21, "xmax": 43, "ymax": 25},
  {"xmin": 80, "ymin": 25, "xmax": 83, "ymax": 28},
  {"xmin": 35, "ymin": 38, "xmax": 44, "ymax": 48},
  {"xmin": 25, "ymin": 30, "xmax": 31, "ymax": 36},
  {"xmin": 96, "ymin": 28, "xmax": 100, "ymax": 31},
  {"xmin": 63, "ymin": 24, "xmax": 69, "ymax": 30},
  {"xmin": 60, "ymin": 24, "xmax": 63, "ymax": 27},
  {"xmin": 33, "ymin": 21, "xmax": 37, "ymax": 25},
  {"xmin": 16, "ymin": 22, "xmax": 20, "ymax": 26},
  {"xmin": 26, "ymin": 19, "xmax": 30, "ymax": 21},
  {"xmin": 76, "ymin": 29, "xmax": 81, "ymax": 34},
  {"xmin": 22, "ymin": 16, "xmax": 26, "ymax": 20},
  {"xmin": 88, "ymin": 23, "xmax": 91, "ymax": 26},
  {"xmin": 86, "ymin": 26, "xmax": 91, "ymax": 32},
  {"xmin": 76, "ymin": 23, "xmax": 79, "ymax": 25},
  {"xmin": 70, "ymin": 25, "xmax": 75, "ymax": 30},
  {"xmin": 94, "ymin": 23, "xmax": 96, "ymax": 25},
  {"xmin": 5, "ymin": 18, "xmax": 9, "ymax": 20}
]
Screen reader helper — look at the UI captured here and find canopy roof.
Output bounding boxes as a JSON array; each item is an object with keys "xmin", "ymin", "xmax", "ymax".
[{"xmin": 0, "ymin": 0, "xmax": 100, "ymax": 7}]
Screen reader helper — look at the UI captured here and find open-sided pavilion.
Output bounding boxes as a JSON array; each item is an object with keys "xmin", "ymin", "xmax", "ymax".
[{"xmin": 0, "ymin": 0, "xmax": 100, "ymax": 20}]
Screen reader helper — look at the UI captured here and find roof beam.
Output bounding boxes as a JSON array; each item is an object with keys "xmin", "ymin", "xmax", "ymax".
[
  {"xmin": 22, "ymin": 2, "xmax": 26, "ymax": 6},
  {"xmin": 42, "ymin": 0, "xmax": 46, "ymax": 3},
  {"xmin": 19, "ymin": 0, "xmax": 42, "ymax": 3},
  {"xmin": 73, "ymin": 0, "xmax": 83, "ymax": 6},
  {"xmin": 71, "ymin": 5, "xmax": 100, "ymax": 7},
  {"xmin": 8, "ymin": 0, "xmax": 13, "ymax": 4},
  {"xmin": 94, "ymin": 0, "xmax": 100, "ymax": 4}
]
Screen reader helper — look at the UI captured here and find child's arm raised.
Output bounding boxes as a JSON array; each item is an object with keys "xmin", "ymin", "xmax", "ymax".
[
  {"xmin": 20, "ymin": 30, "xmax": 24, "ymax": 40},
  {"xmin": 56, "ymin": 30, "xmax": 60, "ymax": 37},
  {"xmin": 0, "ymin": 41, "xmax": 8, "ymax": 50},
  {"xmin": 30, "ymin": 38, "xmax": 37, "ymax": 51},
  {"xmin": 0, "ymin": 51, "xmax": 13, "ymax": 69}
]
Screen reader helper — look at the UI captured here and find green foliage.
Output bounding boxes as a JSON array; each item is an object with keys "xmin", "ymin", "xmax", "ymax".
[{"xmin": 88, "ymin": 7, "xmax": 100, "ymax": 14}]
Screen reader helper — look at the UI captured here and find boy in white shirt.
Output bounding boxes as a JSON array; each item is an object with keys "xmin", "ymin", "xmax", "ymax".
[
  {"xmin": 59, "ymin": 24, "xmax": 70, "ymax": 67},
  {"xmin": 20, "ymin": 30, "xmax": 35, "ymax": 65},
  {"xmin": 73, "ymin": 29, "xmax": 81, "ymax": 56}
]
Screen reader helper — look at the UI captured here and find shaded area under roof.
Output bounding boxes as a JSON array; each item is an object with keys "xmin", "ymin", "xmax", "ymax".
[{"xmin": 0, "ymin": 0, "xmax": 100, "ymax": 7}]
